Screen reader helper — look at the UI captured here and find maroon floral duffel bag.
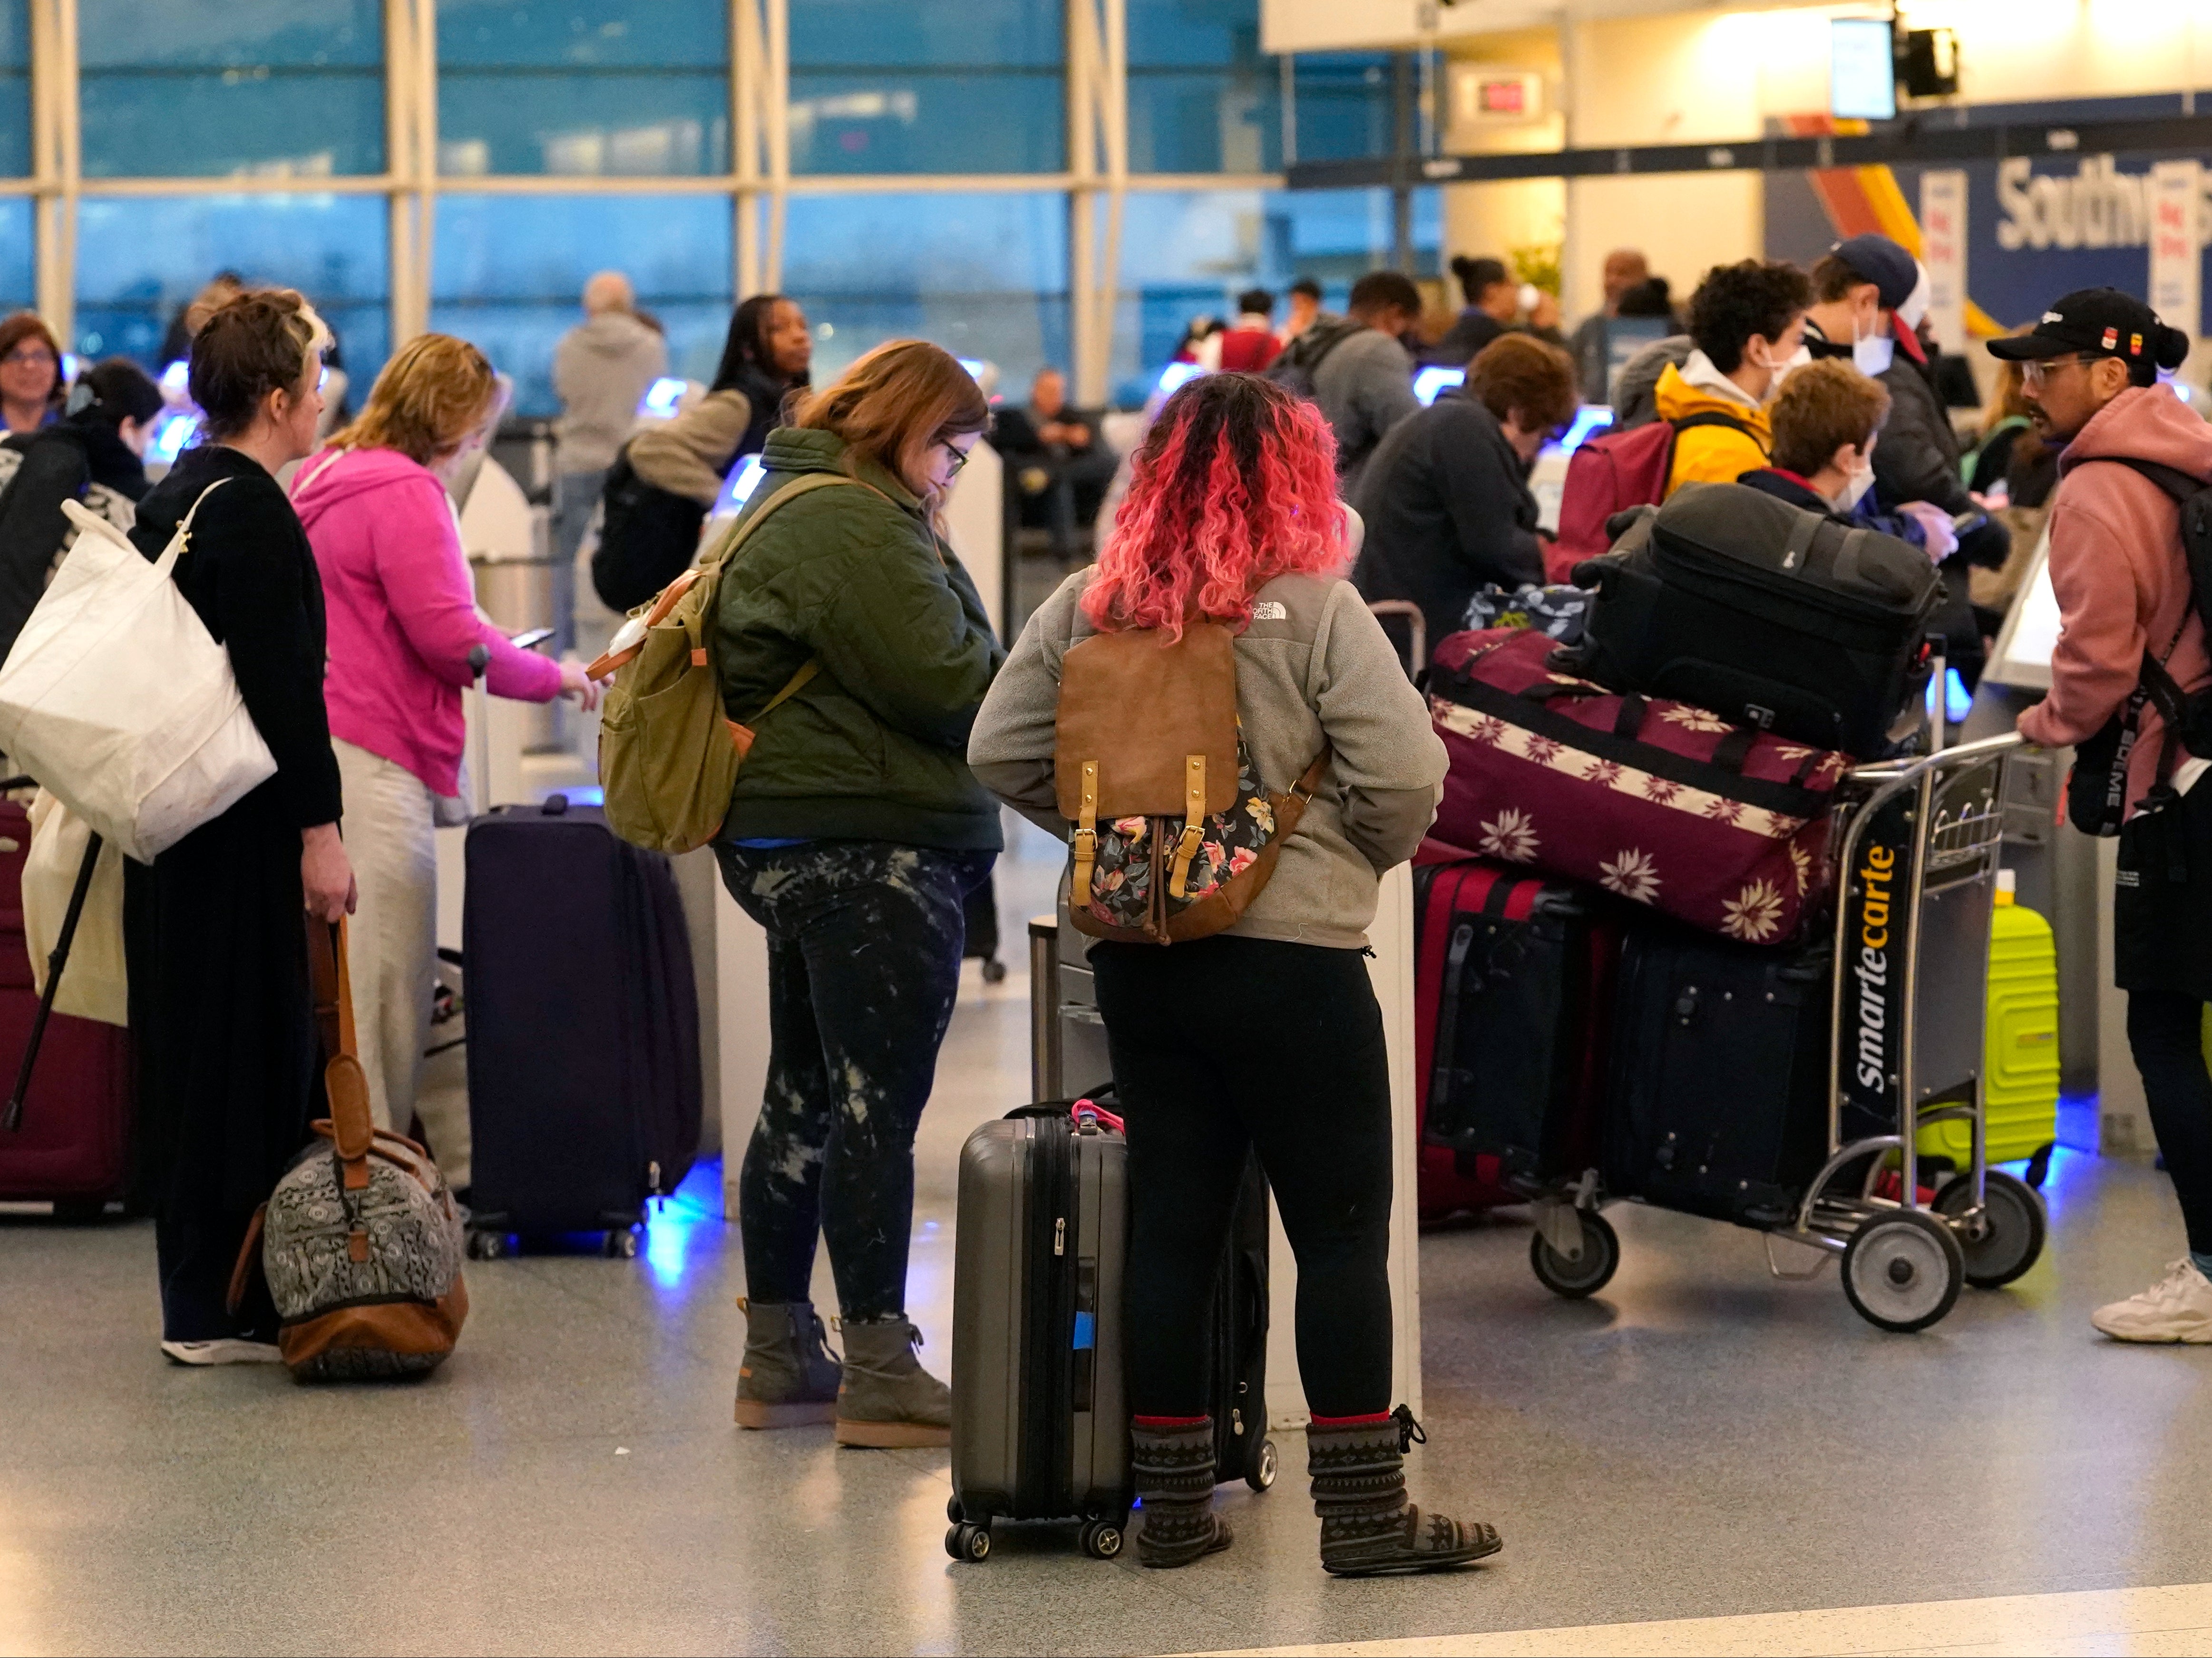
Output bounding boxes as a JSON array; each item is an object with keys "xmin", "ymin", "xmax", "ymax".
[{"xmin": 1429, "ymin": 629, "xmax": 1850, "ymax": 945}]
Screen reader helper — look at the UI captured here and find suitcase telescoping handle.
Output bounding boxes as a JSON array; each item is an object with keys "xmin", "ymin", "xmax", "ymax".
[
  {"xmin": 1, "ymin": 826, "xmax": 102, "ymax": 1134},
  {"xmin": 1072, "ymin": 1098, "xmax": 1124, "ymax": 1134}
]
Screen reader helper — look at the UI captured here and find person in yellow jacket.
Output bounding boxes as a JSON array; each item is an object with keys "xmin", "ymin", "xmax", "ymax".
[{"xmin": 1651, "ymin": 259, "xmax": 1813, "ymax": 497}]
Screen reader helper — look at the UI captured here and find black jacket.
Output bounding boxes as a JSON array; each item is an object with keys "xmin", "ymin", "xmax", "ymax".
[
  {"xmin": 1349, "ymin": 388, "xmax": 1544, "ymax": 661},
  {"xmin": 130, "ymin": 445, "xmax": 342, "ymax": 830}
]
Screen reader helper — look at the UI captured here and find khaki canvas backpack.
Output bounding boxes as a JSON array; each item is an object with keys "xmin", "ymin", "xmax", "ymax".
[
  {"xmin": 590, "ymin": 472, "xmax": 861, "ymax": 855},
  {"xmin": 1056, "ymin": 622, "xmax": 1327, "ymax": 944}
]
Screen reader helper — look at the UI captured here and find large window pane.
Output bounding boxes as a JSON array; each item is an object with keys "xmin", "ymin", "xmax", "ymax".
[
  {"xmin": 783, "ymin": 193, "xmax": 1068, "ymax": 389},
  {"xmin": 0, "ymin": 0, "xmax": 27, "ymax": 176},
  {"xmin": 438, "ymin": 1, "xmax": 729, "ymax": 176},
  {"xmin": 1292, "ymin": 52, "xmax": 1395, "ymax": 165},
  {"xmin": 79, "ymin": 1, "xmax": 383, "ymax": 178},
  {"xmin": 432, "ymin": 194, "xmax": 732, "ymax": 416},
  {"xmin": 74, "ymin": 194, "xmax": 390, "ymax": 380},
  {"xmin": 1127, "ymin": 0, "xmax": 1277, "ymax": 174},
  {"xmin": 1110, "ymin": 186, "xmax": 1438, "ymax": 404},
  {"xmin": 790, "ymin": 2, "xmax": 1063, "ymax": 175},
  {"xmin": 0, "ymin": 197, "xmax": 30, "ymax": 311}
]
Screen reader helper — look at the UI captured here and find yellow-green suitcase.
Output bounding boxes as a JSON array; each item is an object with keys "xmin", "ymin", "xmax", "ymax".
[{"xmin": 1918, "ymin": 884, "xmax": 2059, "ymax": 1171}]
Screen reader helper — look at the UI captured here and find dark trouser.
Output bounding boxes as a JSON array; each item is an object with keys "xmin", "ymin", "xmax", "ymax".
[
  {"xmin": 2116, "ymin": 780, "xmax": 2212, "ymax": 1254},
  {"xmin": 1091, "ymin": 935, "xmax": 1393, "ymax": 1421},
  {"xmin": 156, "ymin": 1208, "xmax": 279, "ymax": 1344},
  {"xmin": 714, "ymin": 840, "xmax": 993, "ymax": 1319}
]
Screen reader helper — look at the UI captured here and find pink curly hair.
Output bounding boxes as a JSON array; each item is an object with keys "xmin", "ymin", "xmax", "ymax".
[{"xmin": 1083, "ymin": 373, "xmax": 1345, "ymax": 638}]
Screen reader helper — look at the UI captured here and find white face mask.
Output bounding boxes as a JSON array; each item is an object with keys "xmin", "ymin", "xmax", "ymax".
[
  {"xmin": 1853, "ymin": 330, "xmax": 1895, "ymax": 376},
  {"xmin": 1757, "ymin": 342, "xmax": 1810, "ymax": 400},
  {"xmin": 1829, "ymin": 459, "xmax": 1876, "ymax": 513}
]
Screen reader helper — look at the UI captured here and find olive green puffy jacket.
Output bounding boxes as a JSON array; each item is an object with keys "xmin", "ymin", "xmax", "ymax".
[{"xmin": 711, "ymin": 426, "xmax": 1005, "ymax": 851}]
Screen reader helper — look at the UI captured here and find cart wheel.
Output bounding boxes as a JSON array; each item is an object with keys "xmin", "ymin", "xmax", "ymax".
[
  {"xmin": 981, "ymin": 957, "xmax": 1008, "ymax": 985},
  {"xmin": 1934, "ymin": 1169, "xmax": 2047, "ymax": 1289},
  {"xmin": 2024, "ymin": 1143, "xmax": 2055, "ymax": 1191},
  {"xmin": 466, "ymin": 1229, "xmax": 506, "ymax": 1261},
  {"xmin": 1840, "ymin": 1209, "xmax": 1963, "ymax": 1332},
  {"xmin": 603, "ymin": 1228, "xmax": 640, "ymax": 1259},
  {"xmin": 946, "ymin": 1494, "xmax": 964, "ymax": 1524},
  {"xmin": 1529, "ymin": 1210, "xmax": 1619, "ymax": 1298},
  {"xmin": 1080, "ymin": 1519, "xmax": 1123, "ymax": 1560},
  {"xmin": 946, "ymin": 1522, "xmax": 991, "ymax": 1562},
  {"xmin": 1246, "ymin": 1437, "xmax": 1278, "ymax": 1492}
]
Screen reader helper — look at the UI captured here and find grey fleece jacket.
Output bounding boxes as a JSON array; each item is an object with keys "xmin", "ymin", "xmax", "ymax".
[
  {"xmin": 1312, "ymin": 328, "xmax": 1422, "ymax": 495},
  {"xmin": 553, "ymin": 310, "xmax": 668, "ymax": 475},
  {"xmin": 968, "ymin": 568, "xmax": 1448, "ymax": 949}
]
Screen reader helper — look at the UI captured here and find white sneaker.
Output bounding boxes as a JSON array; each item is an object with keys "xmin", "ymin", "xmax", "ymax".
[
  {"xmin": 2091, "ymin": 1259, "xmax": 2212, "ymax": 1343},
  {"xmin": 160, "ymin": 1338, "xmax": 284, "ymax": 1366}
]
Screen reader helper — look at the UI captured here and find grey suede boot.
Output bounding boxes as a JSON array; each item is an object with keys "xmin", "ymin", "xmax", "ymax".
[
  {"xmin": 733, "ymin": 1299, "xmax": 842, "ymax": 1429},
  {"xmin": 1307, "ymin": 1407, "xmax": 1501, "ymax": 1577},
  {"xmin": 1131, "ymin": 1418, "xmax": 1233, "ymax": 1568},
  {"xmin": 835, "ymin": 1316, "xmax": 952, "ymax": 1448}
]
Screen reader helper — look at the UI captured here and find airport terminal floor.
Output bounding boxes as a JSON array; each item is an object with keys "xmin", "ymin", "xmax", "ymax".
[{"xmin": 7, "ymin": 821, "xmax": 2212, "ymax": 1658}]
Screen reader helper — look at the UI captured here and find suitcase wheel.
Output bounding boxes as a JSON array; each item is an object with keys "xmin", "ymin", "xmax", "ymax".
[
  {"xmin": 946, "ymin": 1522, "xmax": 992, "ymax": 1562},
  {"xmin": 981, "ymin": 956, "xmax": 1008, "ymax": 985},
  {"xmin": 946, "ymin": 1494, "xmax": 964, "ymax": 1524},
  {"xmin": 465, "ymin": 1229, "xmax": 508, "ymax": 1261},
  {"xmin": 1931, "ymin": 1169, "xmax": 2047, "ymax": 1291},
  {"xmin": 602, "ymin": 1227, "xmax": 640, "ymax": 1260},
  {"xmin": 1529, "ymin": 1211, "xmax": 1620, "ymax": 1299},
  {"xmin": 1079, "ymin": 1519, "xmax": 1124, "ymax": 1560},
  {"xmin": 1246, "ymin": 1438, "xmax": 1278, "ymax": 1492},
  {"xmin": 1840, "ymin": 1209, "xmax": 1964, "ymax": 1333}
]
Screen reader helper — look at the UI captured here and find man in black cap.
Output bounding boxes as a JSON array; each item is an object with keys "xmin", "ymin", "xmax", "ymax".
[
  {"xmin": 1803, "ymin": 231, "xmax": 2003, "ymax": 685},
  {"xmin": 2000, "ymin": 288, "xmax": 2212, "ymax": 1342}
]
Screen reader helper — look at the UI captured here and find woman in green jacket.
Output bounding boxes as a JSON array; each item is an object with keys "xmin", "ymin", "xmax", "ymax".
[{"xmin": 713, "ymin": 340, "xmax": 1001, "ymax": 1446}]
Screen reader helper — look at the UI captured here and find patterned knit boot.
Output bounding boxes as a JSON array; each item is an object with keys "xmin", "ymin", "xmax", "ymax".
[
  {"xmin": 1131, "ymin": 1416, "xmax": 1233, "ymax": 1568},
  {"xmin": 1307, "ymin": 1406, "xmax": 1501, "ymax": 1577}
]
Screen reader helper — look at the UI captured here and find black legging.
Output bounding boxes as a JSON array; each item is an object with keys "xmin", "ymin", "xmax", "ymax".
[
  {"xmin": 2127, "ymin": 989, "xmax": 2212, "ymax": 1256},
  {"xmin": 1091, "ymin": 935, "xmax": 1393, "ymax": 1420}
]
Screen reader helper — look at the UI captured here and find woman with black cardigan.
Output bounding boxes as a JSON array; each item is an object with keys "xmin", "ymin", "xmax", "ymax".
[{"xmin": 126, "ymin": 289, "xmax": 355, "ymax": 1365}]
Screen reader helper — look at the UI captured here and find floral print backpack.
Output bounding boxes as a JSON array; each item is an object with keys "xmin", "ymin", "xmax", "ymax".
[{"xmin": 1055, "ymin": 623, "xmax": 1327, "ymax": 944}]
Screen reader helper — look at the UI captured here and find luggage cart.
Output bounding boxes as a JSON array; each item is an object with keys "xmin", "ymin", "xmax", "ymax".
[{"xmin": 1530, "ymin": 733, "xmax": 2048, "ymax": 1332}]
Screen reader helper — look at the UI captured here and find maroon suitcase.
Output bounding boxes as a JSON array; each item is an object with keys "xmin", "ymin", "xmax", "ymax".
[{"xmin": 0, "ymin": 798, "xmax": 134, "ymax": 1214}]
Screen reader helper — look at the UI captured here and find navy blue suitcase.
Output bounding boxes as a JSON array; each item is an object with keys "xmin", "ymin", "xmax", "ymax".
[{"xmin": 461, "ymin": 796, "xmax": 701, "ymax": 1255}]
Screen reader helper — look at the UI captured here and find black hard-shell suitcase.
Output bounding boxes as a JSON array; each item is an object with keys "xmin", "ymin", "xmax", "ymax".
[
  {"xmin": 1414, "ymin": 857, "xmax": 1617, "ymax": 1193},
  {"xmin": 1572, "ymin": 481, "xmax": 1940, "ymax": 757},
  {"xmin": 1603, "ymin": 922, "xmax": 1832, "ymax": 1229},
  {"xmin": 461, "ymin": 796, "xmax": 701, "ymax": 1255},
  {"xmin": 947, "ymin": 1100, "xmax": 1274, "ymax": 1563},
  {"xmin": 963, "ymin": 870, "xmax": 1007, "ymax": 983}
]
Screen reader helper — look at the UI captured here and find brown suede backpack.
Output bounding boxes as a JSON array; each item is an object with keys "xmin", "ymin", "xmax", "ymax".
[{"xmin": 1055, "ymin": 622, "xmax": 1326, "ymax": 944}]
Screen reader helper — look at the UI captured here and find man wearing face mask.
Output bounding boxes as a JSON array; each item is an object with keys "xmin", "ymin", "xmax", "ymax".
[
  {"xmin": 1650, "ymin": 260, "xmax": 1812, "ymax": 497},
  {"xmin": 1803, "ymin": 235, "xmax": 2003, "ymax": 679},
  {"xmin": 1736, "ymin": 358, "xmax": 1954, "ymax": 556}
]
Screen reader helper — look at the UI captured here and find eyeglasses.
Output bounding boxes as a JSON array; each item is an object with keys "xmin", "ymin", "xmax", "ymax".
[
  {"xmin": 1, "ymin": 348, "xmax": 56, "ymax": 369},
  {"xmin": 939, "ymin": 441, "xmax": 971, "ymax": 476},
  {"xmin": 2022, "ymin": 355, "xmax": 2095, "ymax": 389}
]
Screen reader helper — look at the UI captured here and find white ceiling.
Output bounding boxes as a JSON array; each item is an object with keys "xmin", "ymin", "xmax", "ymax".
[{"xmin": 1261, "ymin": 0, "xmax": 1841, "ymax": 54}]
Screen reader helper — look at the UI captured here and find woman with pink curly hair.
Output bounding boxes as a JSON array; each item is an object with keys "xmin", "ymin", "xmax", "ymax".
[{"xmin": 971, "ymin": 372, "xmax": 1484, "ymax": 1579}]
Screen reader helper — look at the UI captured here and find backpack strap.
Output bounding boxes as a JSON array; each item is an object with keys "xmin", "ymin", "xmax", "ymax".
[{"xmin": 1668, "ymin": 410, "xmax": 1758, "ymax": 439}]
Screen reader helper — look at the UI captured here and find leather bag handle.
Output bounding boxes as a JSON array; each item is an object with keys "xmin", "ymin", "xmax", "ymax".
[{"xmin": 305, "ymin": 916, "xmax": 377, "ymax": 1191}]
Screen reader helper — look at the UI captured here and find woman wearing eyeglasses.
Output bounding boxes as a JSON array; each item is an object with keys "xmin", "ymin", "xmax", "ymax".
[
  {"xmin": 708, "ymin": 339, "xmax": 1001, "ymax": 1447},
  {"xmin": 0, "ymin": 312, "xmax": 65, "ymax": 436}
]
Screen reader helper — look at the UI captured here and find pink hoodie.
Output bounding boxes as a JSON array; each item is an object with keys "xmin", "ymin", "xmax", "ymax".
[
  {"xmin": 292, "ymin": 446, "xmax": 564, "ymax": 797},
  {"xmin": 2017, "ymin": 386, "xmax": 2212, "ymax": 817}
]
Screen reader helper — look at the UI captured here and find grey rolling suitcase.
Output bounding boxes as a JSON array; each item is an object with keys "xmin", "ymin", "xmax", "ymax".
[{"xmin": 948, "ymin": 1101, "xmax": 1131, "ymax": 1563}]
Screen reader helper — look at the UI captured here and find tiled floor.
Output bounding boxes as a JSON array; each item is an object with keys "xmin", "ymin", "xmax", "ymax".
[{"xmin": 8, "ymin": 822, "xmax": 2212, "ymax": 1655}]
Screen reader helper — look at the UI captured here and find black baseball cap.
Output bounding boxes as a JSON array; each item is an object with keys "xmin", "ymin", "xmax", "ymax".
[{"xmin": 1988, "ymin": 287, "xmax": 2188, "ymax": 377}]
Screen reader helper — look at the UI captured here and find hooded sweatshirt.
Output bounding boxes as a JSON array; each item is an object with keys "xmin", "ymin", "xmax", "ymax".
[
  {"xmin": 1653, "ymin": 353, "xmax": 1771, "ymax": 497},
  {"xmin": 2017, "ymin": 386, "xmax": 2212, "ymax": 817},
  {"xmin": 291, "ymin": 446, "xmax": 565, "ymax": 797},
  {"xmin": 553, "ymin": 310, "xmax": 668, "ymax": 475}
]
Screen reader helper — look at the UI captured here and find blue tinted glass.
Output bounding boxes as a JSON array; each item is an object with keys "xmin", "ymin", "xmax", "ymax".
[
  {"xmin": 431, "ymin": 194, "xmax": 732, "ymax": 415},
  {"xmin": 1125, "ymin": 0, "xmax": 1277, "ymax": 172},
  {"xmin": 73, "ymin": 194, "xmax": 390, "ymax": 378},
  {"xmin": 1109, "ymin": 186, "xmax": 1436, "ymax": 403},
  {"xmin": 0, "ymin": 197, "xmax": 29, "ymax": 310},
  {"xmin": 438, "ymin": 1, "xmax": 728, "ymax": 176},
  {"xmin": 782, "ymin": 193, "xmax": 1069, "ymax": 390},
  {"xmin": 0, "ymin": 0, "xmax": 26, "ymax": 175},
  {"xmin": 79, "ymin": 1, "xmax": 384, "ymax": 177},
  {"xmin": 790, "ymin": 0, "xmax": 1062, "ymax": 174},
  {"xmin": 1293, "ymin": 52, "xmax": 1394, "ymax": 164}
]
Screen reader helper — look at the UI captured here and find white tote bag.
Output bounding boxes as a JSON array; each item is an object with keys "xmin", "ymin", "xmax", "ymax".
[
  {"xmin": 22, "ymin": 791, "xmax": 127, "ymax": 1027},
  {"xmin": 0, "ymin": 482, "xmax": 277, "ymax": 863}
]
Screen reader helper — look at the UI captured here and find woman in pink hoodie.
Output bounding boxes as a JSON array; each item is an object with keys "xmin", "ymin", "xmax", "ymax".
[{"xmin": 292, "ymin": 334, "xmax": 599, "ymax": 1188}]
